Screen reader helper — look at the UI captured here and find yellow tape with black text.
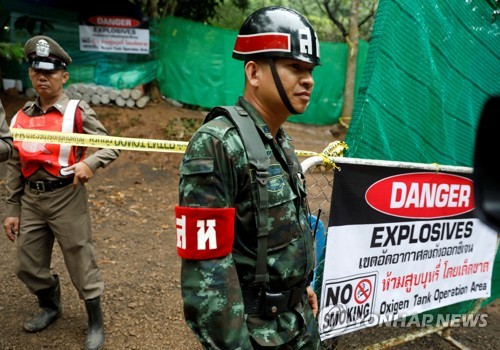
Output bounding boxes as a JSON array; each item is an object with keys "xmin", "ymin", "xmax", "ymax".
[{"xmin": 11, "ymin": 128, "xmax": 346, "ymax": 158}]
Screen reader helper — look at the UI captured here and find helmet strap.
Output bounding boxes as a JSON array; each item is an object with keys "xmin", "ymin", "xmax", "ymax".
[{"xmin": 267, "ymin": 58, "xmax": 299, "ymax": 115}]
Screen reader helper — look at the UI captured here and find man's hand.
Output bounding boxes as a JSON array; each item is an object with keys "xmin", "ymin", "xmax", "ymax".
[
  {"xmin": 65, "ymin": 161, "xmax": 94, "ymax": 188},
  {"xmin": 307, "ymin": 286, "xmax": 318, "ymax": 318},
  {"xmin": 4, "ymin": 216, "xmax": 20, "ymax": 242}
]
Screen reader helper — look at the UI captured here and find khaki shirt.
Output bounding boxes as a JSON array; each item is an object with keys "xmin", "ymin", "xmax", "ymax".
[
  {"xmin": 0, "ymin": 99, "xmax": 13, "ymax": 162},
  {"xmin": 5, "ymin": 93, "xmax": 120, "ymax": 217}
]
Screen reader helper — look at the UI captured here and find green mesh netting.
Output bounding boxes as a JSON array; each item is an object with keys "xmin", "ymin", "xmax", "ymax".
[
  {"xmin": 346, "ymin": 0, "xmax": 500, "ymax": 167},
  {"xmin": 157, "ymin": 15, "xmax": 368, "ymax": 125},
  {"xmin": 345, "ymin": 0, "xmax": 500, "ymax": 315}
]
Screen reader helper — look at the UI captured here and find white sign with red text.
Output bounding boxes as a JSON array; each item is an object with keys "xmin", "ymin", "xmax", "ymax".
[
  {"xmin": 318, "ymin": 163, "xmax": 497, "ymax": 340},
  {"xmin": 79, "ymin": 16, "xmax": 149, "ymax": 54}
]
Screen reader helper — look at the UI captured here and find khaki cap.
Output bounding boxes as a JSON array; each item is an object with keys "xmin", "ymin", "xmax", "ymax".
[{"xmin": 24, "ymin": 35, "xmax": 72, "ymax": 70}]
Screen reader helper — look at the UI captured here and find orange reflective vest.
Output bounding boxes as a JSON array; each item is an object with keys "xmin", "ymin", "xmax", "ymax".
[{"xmin": 11, "ymin": 99, "xmax": 83, "ymax": 178}]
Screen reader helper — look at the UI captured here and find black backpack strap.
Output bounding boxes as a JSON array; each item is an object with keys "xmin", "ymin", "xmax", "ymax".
[{"xmin": 205, "ymin": 106, "xmax": 270, "ymax": 286}]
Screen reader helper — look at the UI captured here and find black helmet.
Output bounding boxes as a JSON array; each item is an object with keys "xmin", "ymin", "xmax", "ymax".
[{"xmin": 233, "ymin": 6, "xmax": 320, "ymax": 66}]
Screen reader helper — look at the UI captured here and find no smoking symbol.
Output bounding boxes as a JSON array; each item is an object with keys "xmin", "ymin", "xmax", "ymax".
[{"xmin": 354, "ymin": 279, "xmax": 372, "ymax": 304}]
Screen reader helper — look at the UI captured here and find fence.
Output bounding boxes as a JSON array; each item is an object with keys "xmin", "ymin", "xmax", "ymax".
[{"xmin": 301, "ymin": 149, "xmax": 498, "ymax": 349}]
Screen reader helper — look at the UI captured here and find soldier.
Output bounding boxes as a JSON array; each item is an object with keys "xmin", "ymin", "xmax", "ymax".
[
  {"xmin": 0, "ymin": 99, "xmax": 13, "ymax": 161},
  {"xmin": 3, "ymin": 35, "xmax": 120, "ymax": 350},
  {"xmin": 176, "ymin": 6, "xmax": 321, "ymax": 349}
]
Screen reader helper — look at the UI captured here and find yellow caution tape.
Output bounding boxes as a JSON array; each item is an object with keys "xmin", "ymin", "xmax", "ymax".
[
  {"xmin": 295, "ymin": 149, "xmax": 321, "ymax": 157},
  {"xmin": 11, "ymin": 128, "xmax": 189, "ymax": 153},
  {"xmin": 317, "ymin": 141, "xmax": 348, "ymax": 170},
  {"xmin": 296, "ymin": 140, "xmax": 348, "ymax": 159},
  {"xmin": 11, "ymin": 129, "xmax": 348, "ymax": 159}
]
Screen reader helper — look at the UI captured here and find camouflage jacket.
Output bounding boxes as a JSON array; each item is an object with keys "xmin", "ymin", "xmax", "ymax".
[{"xmin": 178, "ymin": 97, "xmax": 316, "ymax": 348}]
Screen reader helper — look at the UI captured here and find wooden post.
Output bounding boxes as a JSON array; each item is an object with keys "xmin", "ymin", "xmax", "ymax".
[
  {"xmin": 136, "ymin": 95, "xmax": 150, "ymax": 108},
  {"xmin": 115, "ymin": 96, "xmax": 126, "ymax": 107},
  {"xmin": 131, "ymin": 88, "xmax": 143, "ymax": 100},
  {"xmin": 108, "ymin": 90, "xmax": 119, "ymax": 101},
  {"xmin": 120, "ymin": 89, "xmax": 131, "ymax": 99},
  {"xmin": 126, "ymin": 98, "xmax": 136, "ymax": 108},
  {"xmin": 101, "ymin": 94, "xmax": 111, "ymax": 105},
  {"xmin": 91, "ymin": 94, "xmax": 101, "ymax": 105}
]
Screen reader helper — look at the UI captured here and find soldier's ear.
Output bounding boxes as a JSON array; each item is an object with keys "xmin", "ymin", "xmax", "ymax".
[
  {"xmin": 244, "ymin": 60, "xmax": 262, "ymax": 87},
  {"xmin": 62, "ymin": 71, "xmax": 70, "ymax": 84}
]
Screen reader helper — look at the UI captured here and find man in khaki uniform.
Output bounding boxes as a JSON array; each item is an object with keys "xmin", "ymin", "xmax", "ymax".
[
  {"xmin": 0, "ymin": 99, "xmax": 13, "ymax": 161},
  {"xmin": 3, "ymin": 35, "xmax": 120, "ymax": 350}
]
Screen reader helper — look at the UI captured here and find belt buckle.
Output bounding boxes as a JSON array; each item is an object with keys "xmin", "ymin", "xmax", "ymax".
[{"xmin": 35, "ymin": 181, "xmax": 46, "ymax": 192}]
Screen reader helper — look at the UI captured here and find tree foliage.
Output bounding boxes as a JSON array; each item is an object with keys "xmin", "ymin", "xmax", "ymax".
[
  {"xmin": 174, "ymin": 0, "xmax": 224, "ymax": 22},
  {"xmin": 13, "ymin": 16, "xmax": 55, "ymax": 36},
  {"xmin": 132, "ymin": 0, "xmax": 377, "ymax": 42},
  {"xmin": 133, "ymin": 0, "xmax": 247, "ymax": 22},
  {"xmin": 317, "ymin": 0, "xmax": 377, "ymax": 41},
  {"xmin": 207, "ymin": 0, "xmax": 377, "ymax": 42},
  {"xmin": 0, "ymin": 6, "xmax": 25, "ymax": 64},
  {"xmin": 0, "ymin": 42, "xmax": 24, "ymax": 64}
]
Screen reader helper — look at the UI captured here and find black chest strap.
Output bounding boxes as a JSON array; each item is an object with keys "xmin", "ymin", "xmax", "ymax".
[{"xmin": 204, "ymin": 106, "xmax": 270, "ymax": 286}]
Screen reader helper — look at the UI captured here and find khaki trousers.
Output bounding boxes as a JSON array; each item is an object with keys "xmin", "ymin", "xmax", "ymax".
[{"xmin": 15, "ymin": 182, "xmax": 104, "ymax": 300}]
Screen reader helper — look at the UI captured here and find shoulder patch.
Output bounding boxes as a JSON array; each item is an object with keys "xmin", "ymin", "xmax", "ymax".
[{"xmin": 175, "ymin": 206, "xmax": 235, "ymax": 260}]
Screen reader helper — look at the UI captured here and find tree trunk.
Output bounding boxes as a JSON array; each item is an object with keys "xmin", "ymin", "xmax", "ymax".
[
  {"xmin": 147, "ymin": 0, "xmax": 158, "ymax": 18},
  {"xmin": 340, "ymin": 0, "xmax": 360, "ymax": 128}
]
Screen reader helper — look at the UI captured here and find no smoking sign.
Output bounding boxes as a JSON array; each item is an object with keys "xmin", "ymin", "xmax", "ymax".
[
  {"xmin": 320, "ymin": 273, "xmax": 378, "ymax": 337},
  {"xmin": 354, "ymin": 278, "xmax": 373, "ymax": 304}
]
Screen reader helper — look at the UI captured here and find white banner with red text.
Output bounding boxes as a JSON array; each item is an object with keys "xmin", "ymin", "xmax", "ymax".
[
  {"xmin": 318, "ymin": 161, "xmax": 497, "ymax": 341},
  {"xmin": 79, "ymin": 25, "xmax": 149, "ymax": 54}
]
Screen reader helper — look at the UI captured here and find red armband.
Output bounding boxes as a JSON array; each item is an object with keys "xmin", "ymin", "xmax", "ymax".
[{"xmin": 175, "ymin": 206, "xmax": 235, "ymax": 260}]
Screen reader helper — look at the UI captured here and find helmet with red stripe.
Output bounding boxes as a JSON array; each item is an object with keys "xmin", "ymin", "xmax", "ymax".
[{"xmin": 233, "ymin": 6, "xmax": 320, "ymax": 66}]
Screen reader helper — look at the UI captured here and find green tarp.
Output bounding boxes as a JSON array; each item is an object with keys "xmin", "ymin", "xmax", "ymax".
[
  {"xmin": 346, "ymin": 0, "xmax": 500, "ymax": 167},
  {"xmin": 157, "ymin": 16, "xmax": 369, "ymax": 125}
]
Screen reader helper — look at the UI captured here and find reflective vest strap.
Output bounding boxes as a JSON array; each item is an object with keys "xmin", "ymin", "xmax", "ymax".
[
  {"xmin": 9, "ymin": 112, "xmax": 19, "ymax": 128},
  {"xmin": 58, "ymin": 99, "xmax": 79, "ymax": 167}
]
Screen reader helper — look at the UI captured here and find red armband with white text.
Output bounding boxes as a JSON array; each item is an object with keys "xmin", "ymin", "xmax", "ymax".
[{"xmin": 175, "ymin": 206, "xmax": 235, "ymax": 260}]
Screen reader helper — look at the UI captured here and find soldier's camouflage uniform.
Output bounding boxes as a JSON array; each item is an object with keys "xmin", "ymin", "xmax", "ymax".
[{"xmin": 178, "ymin": 97, "xmax": 321, "ymax": 349}]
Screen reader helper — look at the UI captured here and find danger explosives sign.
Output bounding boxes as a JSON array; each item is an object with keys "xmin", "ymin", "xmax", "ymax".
[
  {"xmin": 79, "ymin": 13, "xmax": 150, "ymax": 54},
  {"xmin": 318, "ymin": 162, "xmax": 496, "ymax": 341}
]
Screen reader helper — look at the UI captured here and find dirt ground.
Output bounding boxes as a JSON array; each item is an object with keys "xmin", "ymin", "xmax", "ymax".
[{"xmin": 0, "ymin": 91, "xmax": 498, "ymax": 350}]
